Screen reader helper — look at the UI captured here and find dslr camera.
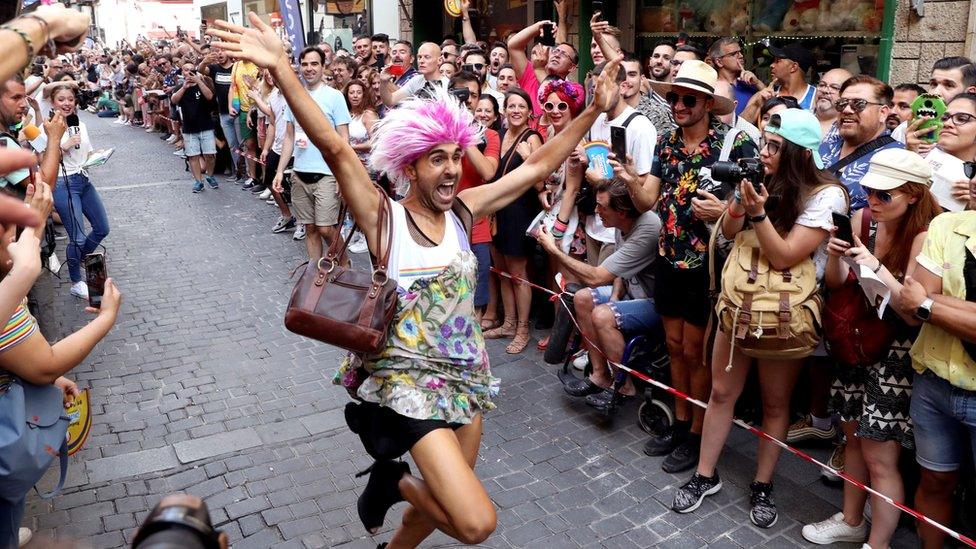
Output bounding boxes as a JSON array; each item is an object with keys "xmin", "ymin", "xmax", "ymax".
[{"xmin": 710, "ymin": 158, "xmax": 765, "ymax": 193}]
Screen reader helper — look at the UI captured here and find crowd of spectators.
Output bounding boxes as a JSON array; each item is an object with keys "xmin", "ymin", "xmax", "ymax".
[{"xmin": 1, "ymin": 0, "xmax": 976, "ymax": 546}]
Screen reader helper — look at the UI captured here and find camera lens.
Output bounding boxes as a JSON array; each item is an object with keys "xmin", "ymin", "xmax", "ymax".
[{"xmin": 710, "ymin": 161, "xmax": 742, "ymax": 183}]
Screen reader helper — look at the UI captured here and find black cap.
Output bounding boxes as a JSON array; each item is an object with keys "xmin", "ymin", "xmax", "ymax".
[{"xmin": 767, "ymin": 44, "xmax": 815, "ymax": 72}]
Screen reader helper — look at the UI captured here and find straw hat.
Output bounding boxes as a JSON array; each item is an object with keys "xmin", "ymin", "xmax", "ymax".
[{"xmin": 649, "ymin": 60, "xmax": 735, "ymax": 115}]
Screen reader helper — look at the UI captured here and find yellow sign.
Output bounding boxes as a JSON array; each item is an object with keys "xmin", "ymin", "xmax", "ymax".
[
  {"xmin": 445, "ymin": 0, "xmax": 463, "ymax": 17},
  {"xmin": 65, "ymin": 389, "xmax": 91, "ymax": 457}
]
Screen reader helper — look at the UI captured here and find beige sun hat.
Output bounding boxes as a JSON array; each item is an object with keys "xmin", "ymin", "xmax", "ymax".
[
  {"xmin": 860, "ymin": 148, "xmax": 933, "ymax": 191},
  {"xmin": 649, "ymin": 60, "xmax": 735, "ymax": 116}
]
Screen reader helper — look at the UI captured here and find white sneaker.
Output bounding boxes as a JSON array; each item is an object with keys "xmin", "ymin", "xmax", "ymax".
[
  {"xmin": 348, "ymin": 231, "xmax": 368, "ymax": 254},
  {"xmin": 113, "ymin": 118, "xmax": 124, "ymax": 124},
  {"xmin": 258, "ymin": 188, "xmax": 272, "ymax": 199},
  {"xmin": 293, "ymin": 225, "xmax": 306, "ymax": 241},
  {"xmin": 166, "ymin": 135, "xmax": 178, "ymax": 143},
  {"xmin": 70, "ymin": 281, "xmax": 89, "ymax": 300},
  {"xmin": 801, "ymin": 512, "xmax": 867, "ymax": 545},
  {"xmin": 18, "ymin": 527, "xmax": 31, "ymax": 547},
  {"xmin": 572, "ymin": 351, "xmax": 589, "ymax": 371},
  {"xmin": 173, "ymin": 149, "xmax": 186, "ymax": 157}
]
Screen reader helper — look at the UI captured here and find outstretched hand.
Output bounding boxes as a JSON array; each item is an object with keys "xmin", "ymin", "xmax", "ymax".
[
  {"xmin": 208, "ymin": 12, "xmax": 288, "ymax": 70},
  {"xmin": 591, "ymin": 54, "xmax": 623, "ymax": 113}
]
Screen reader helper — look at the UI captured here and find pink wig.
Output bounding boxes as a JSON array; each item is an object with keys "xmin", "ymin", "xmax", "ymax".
[{"xmin": 368, "ymin": 86, "xmax": 482, "ymax": 193}]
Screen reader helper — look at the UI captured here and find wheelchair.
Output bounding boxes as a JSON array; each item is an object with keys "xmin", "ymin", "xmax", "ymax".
[{"xmin": 546, "ymin": 286, "xmax": 674, "ymax": 436}]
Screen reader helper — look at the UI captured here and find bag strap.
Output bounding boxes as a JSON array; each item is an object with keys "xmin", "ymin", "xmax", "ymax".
[
  {"xmin": 719, "ymin": 127, "xmax": 742, "ymax": 162},
  {"xmin": 36, "ymin": 438, "xmax": 68, "ymax": 500},
  {"xmin": 620, "ymin": 111, "xmax": 644, "ymax": 129},
  {"xmin": 499, "ymin": 128, "xmax": 534, "ymax": 178},
  {"xmin": 324, "ymin": 185, "xmax": 393, "ymax": 273},
  {"xmin": 826, "ymin": 135, "xmax": 895, "ymax": 175}
]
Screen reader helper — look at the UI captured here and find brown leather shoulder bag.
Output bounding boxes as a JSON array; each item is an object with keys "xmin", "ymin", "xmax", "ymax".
[{"xmin": 284, "ymin": 189, "xmax": 399, "ymax": 354}]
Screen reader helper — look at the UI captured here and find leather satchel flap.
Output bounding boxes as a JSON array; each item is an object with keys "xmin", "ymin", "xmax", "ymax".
[{"xmin": 22, "ymin": 381, "xmax": 69, "ymax": 428}]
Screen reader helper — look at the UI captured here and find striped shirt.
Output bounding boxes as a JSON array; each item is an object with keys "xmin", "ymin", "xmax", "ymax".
[{"xmin": 0, "ymin": 302, "xmax": 38, "ymax": 353}]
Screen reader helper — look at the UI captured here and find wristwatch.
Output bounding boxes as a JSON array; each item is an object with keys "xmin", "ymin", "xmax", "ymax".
[
  {"xmin": 748, "ymin": 212, "xmax": 767, "ymax": 223},
  {"xmin": 915, "ymin": 298, "xmax": 934, "ymax": 321}
]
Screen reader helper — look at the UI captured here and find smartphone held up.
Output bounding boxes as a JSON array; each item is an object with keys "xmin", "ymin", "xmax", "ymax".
[{"xmin": 84, "ymin": 253, "xmax": 107, "ymax": 309}]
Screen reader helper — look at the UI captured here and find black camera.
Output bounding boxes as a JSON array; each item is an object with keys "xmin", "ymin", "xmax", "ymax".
[
  {"xmin": 710, "ymin": 158, "xmax": 765, "ymax": 193},
  {"xmin": 449, "ymin": 87, "xmax": 471, "ymax": 103}
]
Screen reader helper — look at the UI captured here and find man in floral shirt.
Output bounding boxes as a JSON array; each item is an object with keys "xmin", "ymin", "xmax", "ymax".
[{"xmin": 644, "ymin": 61, "xmax": 758, "ymax": 474}]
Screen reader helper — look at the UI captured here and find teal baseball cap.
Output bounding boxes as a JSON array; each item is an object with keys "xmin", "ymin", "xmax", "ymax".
[{"xmin": 765, "ymin": 108, "xmax": 825, "ymax": 169}]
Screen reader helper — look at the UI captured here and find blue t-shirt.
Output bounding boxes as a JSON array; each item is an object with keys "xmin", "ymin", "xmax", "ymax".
[
  {"xmin": 819, "ymin": 130, "xmax": 904, "ymax": 211},
  {"xmin": 733, "ymin": 80, "xmax": 758, "ymax": 116},
  {"xmin": 284, "ymin": 85, "xmax": 352, "ymax": 175}
]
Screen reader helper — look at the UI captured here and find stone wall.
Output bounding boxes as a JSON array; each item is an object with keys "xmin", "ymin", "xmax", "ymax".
[
  {"xmin": 398, "ymin": 0, "xmax": 412, "ymax": 38},
  {"xmin": 889, "ymin": 0, "xmax": 976, "ymax": 85}
]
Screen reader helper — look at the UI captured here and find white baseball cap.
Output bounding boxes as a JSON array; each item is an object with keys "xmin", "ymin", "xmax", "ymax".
[{"xmin": 859, "ymin": 148, "xmax": 932, "ymax": 191}]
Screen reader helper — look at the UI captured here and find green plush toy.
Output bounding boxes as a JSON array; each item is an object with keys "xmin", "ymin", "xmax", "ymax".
[{"xmin": 910, "ymin": 93, "xmax": 946, "ymax": 144}]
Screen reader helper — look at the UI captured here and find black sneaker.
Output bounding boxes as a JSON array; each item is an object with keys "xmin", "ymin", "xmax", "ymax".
[
  {"xmin": 662, "ymin": 434, "xmax": 700, "ymax": 473},
  {"xmin": 241, "ymin": 179, "xmax": 255, "ymax": 190},
  {"xmin": 159, "ymin": 132, "xmax": 171, "ymax": 140},
  {"xmin": 271, "ymin": 216, "xmax": 297, "ymax": 234},
  {"xmin": 250, "ymin": 184, "xmax": 268, "ymax": 194},
  {"xmin": 672, "ymin": 471, "xmax": 722, "ymax": 513},
  {"xmin": 643, "ymin": 429, "xmax": 677, "ymax": 457},
  {"xmin": 749, "ymin": 481, "xmax": 778, "ymax": 528}
]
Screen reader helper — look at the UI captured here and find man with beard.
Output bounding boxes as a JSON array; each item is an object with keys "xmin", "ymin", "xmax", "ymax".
[
  {"xmin": 460, "ymin": 49, "xmax": 503, "ymax": 105},
  {"xmin": 381, "ymin": 42, "xmax": 446, "ymax": 106},
  {"xmin": 507, "ymin": 20, "xmax": 579, "ymax": 115},
  {"xmin": 200, "ymin": 48, "xmax": 239, "ymax": 181},
  {"xmin": 888, "ymin": 83, "xmax": 925, "ymax": 131},
  {"xmin": 354, "ymin": 35, "xmax": 374, "ymax": 66},
  {"xmin": 813, "ymin": 67, "xmax": 852, "ymax": 137},
  {"xmin": 487, "ymin": 43, "xmax": 508, "ymax": 89},
  {"xmin": 0, "ymin": 76, "xmax": 66, "ymax": 197},
  {"xmin": 271, "ymin": 46, "xmax": 351, "ymax": 258},
  {"xmin": 819, "ymin": 75, "xmax": 902, "ymax": 212},
  {"xmin": 494, "ymin": 65, "xmax": 518, "ymax": 94},
  {"xmin": 643, "ymin": 61, "xmax": 758, "ymax": 474},
  {"xmin": 707, "ymin": 37, "xmax": 765, "ymax": 116},
  {"xmin": 627, "ymin": 41, "xmax": 675, "ymax": 134}
]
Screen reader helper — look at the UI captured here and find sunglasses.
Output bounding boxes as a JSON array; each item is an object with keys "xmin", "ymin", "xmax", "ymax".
[
  {"xmin": 544, "ymin": 101, "xmax": 569, "ymax": 112},
  {"xmin": 864, "ymin": 188, "xmax": 903, "ymax": 204},
  {"xmin": 834, "ymin": 98, "xmax": 885, "ymax": 113},
  {"xmin": 462, "ymin": 63, "xmax": 485, "ymax": 72},
  {"xmin": 941, "ymin": 112, "xmax": 976, "ymax": 125},
  {"xmin": 665, "ymin": 92, "xmax": 698, "ymax": 109}
]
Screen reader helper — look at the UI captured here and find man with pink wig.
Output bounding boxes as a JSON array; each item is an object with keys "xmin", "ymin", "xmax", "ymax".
[{"xmin": 210, "ymin": 13, "xmax": 621, "ymax": 548}]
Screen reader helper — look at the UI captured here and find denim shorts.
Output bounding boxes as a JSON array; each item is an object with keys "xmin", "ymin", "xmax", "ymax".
[
  {"xmin": 910, "ymin": 370, "xmax": 976, "ymax": 472},
  {"xmin": 183, "ymin": 130, "xmax": 216, "ymax": 156},
  {"xmin": 591, "ymin": 286, "xmax": 661, "ymax": 334}
]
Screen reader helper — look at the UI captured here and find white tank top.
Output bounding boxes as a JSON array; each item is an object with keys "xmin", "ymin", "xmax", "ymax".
[{"xmin": 386, "ymin": 199, "xmax": 468, "ymax": 291}]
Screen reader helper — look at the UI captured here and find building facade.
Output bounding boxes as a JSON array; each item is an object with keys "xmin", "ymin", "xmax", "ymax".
[{"xmin": 398, "ymin": 0, "xmax": 976, "ymax": 87}]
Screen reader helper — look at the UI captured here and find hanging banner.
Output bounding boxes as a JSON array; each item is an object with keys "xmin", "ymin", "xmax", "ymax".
[{"xmin": 277, "ymin": 0, "xmax": 306, "ymax": 57}]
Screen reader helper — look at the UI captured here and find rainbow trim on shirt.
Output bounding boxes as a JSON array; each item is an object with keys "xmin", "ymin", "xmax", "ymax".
[
  {"xmin": 0, "ymin": 305, "xmax": 37, "ymax": 352},
  {"xmin": 398, "ymin": 265, "xmax": 449, "ymax": 279}
]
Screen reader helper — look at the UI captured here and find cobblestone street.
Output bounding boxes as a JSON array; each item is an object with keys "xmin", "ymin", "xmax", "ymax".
[{"xmin": 21, "ymin": 113, "xmax": 918, "ymax": 548}]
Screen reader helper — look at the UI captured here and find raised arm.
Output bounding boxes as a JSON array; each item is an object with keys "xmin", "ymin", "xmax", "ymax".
[
  {"xmin": 460, "ymin": 0, "xmax": 478, "ymax": 45},
  {"xmin": 507, "ymin": 21, "xmax": 549, "ymax": 77},
  {"xmin": 210, "ymin": 14, "xmax": 380, "ymax": 231},
  {"xmin": 554, "ymin": 0, "xmax": 569, "ymax": 44},
  {"xmin": 0, "ymin": 4, "xmax": 90, "ymax": 84},
  {"xmin": 460, "ymin": 55, "xmax": 622, "ymax": 219}
]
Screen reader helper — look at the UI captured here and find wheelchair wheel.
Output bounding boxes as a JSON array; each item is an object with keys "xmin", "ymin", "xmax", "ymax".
[
  {"xmin": 637, "ymin": 398, "xmax": 673, "ymax": 436},
  {"xmin": 544, "ymin": 292, "xmax": 577, "ymax": 364}
]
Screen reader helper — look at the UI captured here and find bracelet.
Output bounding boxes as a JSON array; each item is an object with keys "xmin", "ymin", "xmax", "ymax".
[
  {"xmin": 728, "ymin": 207, "xmax": 745, "ymax": 219},
  {"xmin": 1, "ymin": 25, "xmax": 35, "ymax": 67},
  {"xmin": 872, "ymin": 260, "xmax": 883, "ymax": 273},
  {"xmin": 22, "ymin": 15, "xmax": 54, "ymax": 56},
  {"xmin": 748, "ymin": 212, "xmax": 767, "ymax": 223}
]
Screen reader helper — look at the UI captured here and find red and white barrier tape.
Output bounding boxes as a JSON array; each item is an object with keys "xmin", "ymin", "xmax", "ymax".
[
  {"xmin": 489, "ymin": 267, "xmax": 976, "ymax": 548},
  {"xmin": 232, "ymin": 147, "xmax": 266, "ymax": 166}
]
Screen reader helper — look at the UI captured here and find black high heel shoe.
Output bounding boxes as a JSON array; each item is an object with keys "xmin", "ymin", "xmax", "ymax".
[{"xmin": 356, "ymin": 460, "xmax": 411, "ymax": 534}]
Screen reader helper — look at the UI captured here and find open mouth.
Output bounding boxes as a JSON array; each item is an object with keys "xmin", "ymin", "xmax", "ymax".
[
  {"xmin": 436, "ymin": 183, "xmax": 455, "ymax": 202},
  {"xmin": 916, "ymin": 107, "xmax": 938, "ymax": 118}
]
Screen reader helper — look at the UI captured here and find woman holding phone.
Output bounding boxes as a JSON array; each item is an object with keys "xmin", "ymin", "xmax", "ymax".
[
  {"xmin": 803, "ymin": 149, "xmax": 939, "ymax": 547},
  {"xmin": 48, "ymin": 83, "xmax": 110, "ymax": 301}
]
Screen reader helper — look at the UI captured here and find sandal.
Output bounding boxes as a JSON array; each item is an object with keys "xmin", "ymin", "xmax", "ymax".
[
  {"xmin": 480, "ymin": 315, "xmax": 500, "ymax": 331},
  {"xmin": 537, "ymin": 335, "xmax": 550, "ymax": 350},
  {"xmin": 484, "ymin": 318, "xmax": 516, "ymax": 339},
  {"xmin": 506, "ymin": 322, "xmax": 531, "ymax": 354}
]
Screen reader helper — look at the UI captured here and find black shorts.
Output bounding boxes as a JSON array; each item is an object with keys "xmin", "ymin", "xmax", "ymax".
[
  {"xmin": 344, "ymin": 401, "xmax": 462, "ymax": 461},
  {"xmin": 653, "ymin": 260, "xmax": 711, "ymax": 327}
]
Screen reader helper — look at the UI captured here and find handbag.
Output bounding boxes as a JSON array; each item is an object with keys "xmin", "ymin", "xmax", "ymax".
[
  {"xmin": 284, "ymin": 188, "xmax": 399, "ymax": 355},
  {"xmin": 0, "ymin": 377, "xmax": 70, "ymax": 503},
  {"xmin": 822, "ymin": 211, "xmax": 897, "ymax": 366}
]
